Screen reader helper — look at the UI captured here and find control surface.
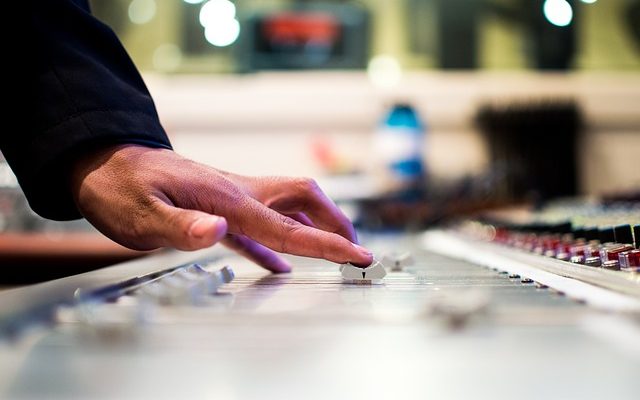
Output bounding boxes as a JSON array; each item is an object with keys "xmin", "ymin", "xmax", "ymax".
[{"xmin": 1, "ymin": 234, "xmax": 639, "ymax": 399}]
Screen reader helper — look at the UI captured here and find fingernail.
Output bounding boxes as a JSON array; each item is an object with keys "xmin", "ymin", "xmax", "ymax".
[{"xmin": 189, "ymin": 216, "xmax": 221, "ymax": 239}]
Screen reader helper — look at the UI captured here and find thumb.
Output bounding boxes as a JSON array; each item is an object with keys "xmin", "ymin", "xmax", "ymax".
[{"xmin": 152, "ymin": 203, "xmax": 228, "ymax": 251}]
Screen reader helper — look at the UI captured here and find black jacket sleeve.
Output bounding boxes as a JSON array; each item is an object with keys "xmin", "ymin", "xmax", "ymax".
[{"xmin": 1, "ymin": 0, "xmax": 172, "ymax": 221}]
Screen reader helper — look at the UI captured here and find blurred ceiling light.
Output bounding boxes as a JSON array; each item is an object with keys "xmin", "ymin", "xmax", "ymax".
[
  {"xmin": 184, "ymin": 0, "xmax": 205, "ymax": 4},
  {"xmin": 367, "ymin": 55, "xmax": 402, "ymax": 89},
  {"xmin": 199, "ymin": 0, "xmax": 236, "ymax": 27},
  {"xmin": 128, "ymin": 0, "xmax": 156, "ymax": 25},
  {"xmin": 199, "ymin": 0, "xmax": 240, "ymax": 47},
  {"xmin": 153, "ymin": 44, "xmax": 183, "ymax": 72},
  {"xmin": 543, "ymin": 0, "xmax": 574, "ymax": 27},
  {"xmin": 581, "ymin": 0, "xmax": 598, "ymax": 3},
  {"xmin": 204, "ymin": 19, "xmax": 240, "ymax": 47}
]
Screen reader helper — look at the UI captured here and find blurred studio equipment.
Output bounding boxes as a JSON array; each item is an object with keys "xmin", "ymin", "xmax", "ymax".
[
  {"xmin": 435, "ymin": 0, "xmax": 480, "ymax": 69},
  {"xmin": 237, "ymin": 2, "xmax": 370, "ymax": 71},
  {"xmin": 356, "ymin": 104, "xmax": 431, "ymax": 231},
  {"xmin": 475, "ymin": 100, "xmax": 583, "ymax": 202},
  {"xmin": 486, "ymin": 0, "xmax": 577, "ymax": 70},
  {"xmin": 626, "ymin": 0, "xmax": 640, "ymax": 52},
  {"xmin": 432, "ymin": 0, "xmax": 578, "ymax": 70}
]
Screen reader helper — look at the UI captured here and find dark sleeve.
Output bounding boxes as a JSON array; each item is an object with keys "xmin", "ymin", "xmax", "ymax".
[{"xmin": 1, "ymin": 0, "xmax": 172, "ymax": 221}]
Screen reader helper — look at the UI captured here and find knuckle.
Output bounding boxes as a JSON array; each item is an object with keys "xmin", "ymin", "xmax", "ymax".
[
  {"xmin": 277, "ymin": 215, "xmax": 302, "ymax": 253},
  {"xmin": 294, "ymin": 177, "xmax": 320, "ymax": 195}
]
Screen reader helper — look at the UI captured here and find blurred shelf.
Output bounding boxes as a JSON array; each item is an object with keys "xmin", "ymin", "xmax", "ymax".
[{"xmin": 0, "ymin": 232, "xmax": 153, "ymax": 284}]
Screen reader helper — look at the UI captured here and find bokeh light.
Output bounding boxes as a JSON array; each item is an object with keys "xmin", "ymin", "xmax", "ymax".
[
  {"xmin": 199, "ymin": 0, "xmax": 240, "ymax": 47},
  {"xmin": 128, "ymin": 0, "xmax": 156, "ymax": 25},
  {"xmin": 367, "ymin": 55, "xmax": 402, "ymax": 89},
  {"xmin": 543, "ymin": 0, "xmax": 574, "ymax": 27}
]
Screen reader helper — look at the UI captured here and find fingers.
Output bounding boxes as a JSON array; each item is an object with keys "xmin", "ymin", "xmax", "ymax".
[
  {"xmin": 145, "ymin": 202, "xmax": 228, "ymax": 251},
  {"xmin": 280, "ymin": 223, "xmax": 372, "ymax": 266},
  {"xmin": 286, "ymin": 212, "xmax": 315, "ymax": 227},
  {"xmin": 234, "ymin": 199, "xmax": 373, "ymax": 266},
  {"xmin": 262, "ymin": 178, "xmax": 359, "ymax": 243},
  {"xmin": 222, "ymin": 234, "xmax": 292, "ymax": 273}
]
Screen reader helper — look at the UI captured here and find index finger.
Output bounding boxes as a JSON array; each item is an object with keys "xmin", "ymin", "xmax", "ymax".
[
  {"xmin": 284, "ymin": 179, "xmax": 359, "ymax": 243},
  {"xmin": 259, "ymin": 178, "xmax": 359, "ymax": 243},
  {"xmin": 231, "ymin": 197, "xmax": 373, "ymax": 266}
]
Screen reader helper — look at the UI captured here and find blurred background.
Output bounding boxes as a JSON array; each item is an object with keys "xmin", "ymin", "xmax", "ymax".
[
  {"xmin": 1, "ymin": 0, "xmax": 639, "ymax": 281},
  {"xmin": 93, "ymin": 0, "xmax": 640, "ymax": 72}
]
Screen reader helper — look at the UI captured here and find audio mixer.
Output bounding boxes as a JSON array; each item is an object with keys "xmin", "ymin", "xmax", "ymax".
[{"xmin": 1, "ymin": 200, "xmax": 640, "ymax": 399}]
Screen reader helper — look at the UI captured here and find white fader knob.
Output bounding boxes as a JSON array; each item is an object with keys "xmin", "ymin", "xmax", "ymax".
[
  {"xmin": 340, "ymin": 259, "xmax": 386, "ymax": 284},
  {"xmin": 381, "ymin": 252, "xmax": 414, "ymax": 272}
]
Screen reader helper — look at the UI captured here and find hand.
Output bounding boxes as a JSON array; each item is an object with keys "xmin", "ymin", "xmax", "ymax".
[{"xmin": 70, "ymin": 144, "xmax": 373, "ymax": 272}]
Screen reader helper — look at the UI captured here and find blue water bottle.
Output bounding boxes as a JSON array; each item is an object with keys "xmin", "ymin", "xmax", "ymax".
[{"xmin": 372, "ymin": 103, "xmax": 426, "ymax": 193}]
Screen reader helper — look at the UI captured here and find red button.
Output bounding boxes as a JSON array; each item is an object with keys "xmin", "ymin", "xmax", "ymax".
[{"xmin": 619, "ymin": 250, "xmax": 640, "ymax": 271}]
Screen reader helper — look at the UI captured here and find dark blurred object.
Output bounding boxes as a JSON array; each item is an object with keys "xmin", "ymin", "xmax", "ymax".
[
  {"xmin": 417, "ymin": 0, "xmax": 577, "ymax": 70},
  {"xmin": 486, "ymin": 0, "xmax": 577, "ymax": 70},
  {"xmin": 436, "ymin": 0, "xmax": 480, "ymax": 69},
  {"xmin": 355, "ymin": 168, "xmax": 515, "ymax": 231},
  {"xmin": 407, "ymin": 0, "xmax": 436, "ymax": 59},
  {"xmin": 626, "ymin": 0, "xmax": 640, "ymax": 52},
  {"xmin": 528, "ymin": 0, "xmax": 577, "ymax": 70},
  {"xmin": 601, "ymin": 190, "xmax": 640, "ymax": 203},
  {"xmin": 475, "ymin": 100, "xmax": 583, "ymax": 202},
  {"xmin": 356, "ymin": 195, "xmax": 512, "ymax": 232},
  {"xmin": 238, "ymin": 2, "xmax": 369, "ymax": 71},
  {"xmin": 0, "ymin": 233, "xmax": 152, "ymax": 284}
]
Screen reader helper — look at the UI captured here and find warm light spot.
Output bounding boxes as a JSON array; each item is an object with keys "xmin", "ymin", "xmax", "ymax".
[
  {"xmin": 367, "ymin": 55, "xmax": 402, "ymax": 89},
  {"xmin": 128, "ymin": 0, "xmax": 156, "ymax": 25}
]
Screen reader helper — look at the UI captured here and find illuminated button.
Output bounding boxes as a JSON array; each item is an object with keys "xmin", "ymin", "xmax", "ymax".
[
  {"xmin": 619, "ymin": 249, "xmax": 640, "ymax": 272},
  {"xmin": 554, "ymin": 243, "xmax": 572, "ymax": 260},
  {"xmin": 570, "ymin": 242, "xmax": 598, "ymax": 259},
  {"xmin": 570, "ymin": 244, "xmax": 586, "ymax": 258},
  {"xmin": 600, "ymin": 244, "xmax": 634, "ymax": 263},
  {"xmin": 534, "ymin": 235, "xmax": 559, "ymax": 255}
]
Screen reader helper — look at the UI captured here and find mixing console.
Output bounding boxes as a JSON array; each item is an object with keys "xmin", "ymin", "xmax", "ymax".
[
  {"xmin": 1, "ymin": 228, "xmax": 640, "ymax": 399},
  {"xmin": 465, "ymin": 201, "xmax": 640, "ymax": 270}
]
